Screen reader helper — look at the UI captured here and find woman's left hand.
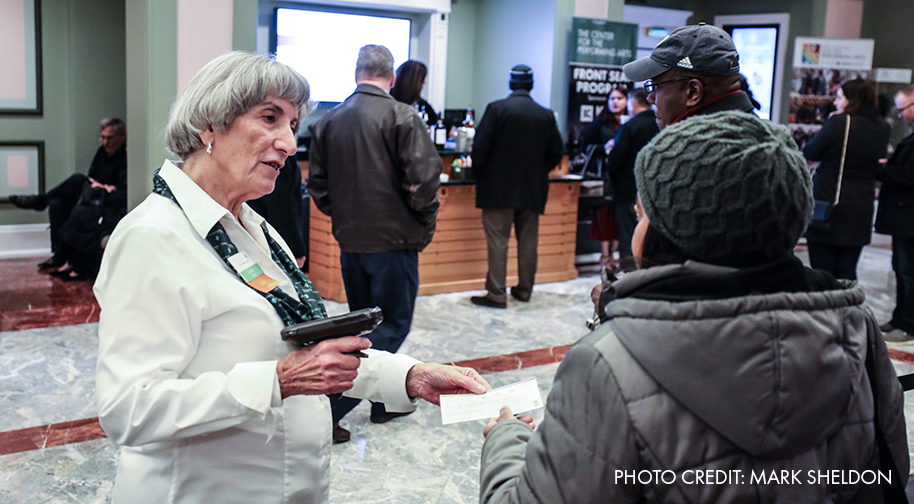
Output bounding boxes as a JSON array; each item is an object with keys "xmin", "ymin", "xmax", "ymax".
[{"xmin": 406, "ymin": 363, "xmax": 490, "ymax": 404}]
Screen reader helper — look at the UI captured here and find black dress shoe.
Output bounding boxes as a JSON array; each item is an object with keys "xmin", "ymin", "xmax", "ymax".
[
  {"xmin": 470, "ymin": 296, "xmax": 507, "ymax": 309},
  {"xmin": 510, "ymin": 289, "xmax": 530, "ymax": 302},
  {"xmin": 38, "ymin": 256, "xmax": 66, "ymax": 269},
  {"xmin": 332, "ymin": 422, "xmax": 350, "ymax": 444},
  {"xmin": 9, "ymin": 194, "xmax": 47, "ymax": 211},
  {"xmin": 369, "ymin": 410, "xmax": 414, "ymax": 424}
]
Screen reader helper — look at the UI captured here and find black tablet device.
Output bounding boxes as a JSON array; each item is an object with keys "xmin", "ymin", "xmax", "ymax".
[{"xmin": 280, "ymin": 307, "xmax": 383, "ymax": 346}]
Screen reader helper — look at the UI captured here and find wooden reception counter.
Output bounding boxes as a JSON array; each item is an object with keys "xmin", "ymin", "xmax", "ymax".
[{"xmin": 307, "ymin": 167, "xmax": 580, "ymax": 303}]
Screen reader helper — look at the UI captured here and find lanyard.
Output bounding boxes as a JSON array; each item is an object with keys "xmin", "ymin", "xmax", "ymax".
[{"xmin": 153, "ymin": 170, "xmax": 327, "ymax": 325}]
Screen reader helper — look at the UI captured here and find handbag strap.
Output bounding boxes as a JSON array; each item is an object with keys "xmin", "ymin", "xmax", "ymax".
[{"xmin": 834, "ymin": 114, "xmax": 851, "ymax": 205}]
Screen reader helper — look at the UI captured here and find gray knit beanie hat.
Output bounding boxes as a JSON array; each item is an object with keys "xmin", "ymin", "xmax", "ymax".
[{"xmin": 634, "ymin": 111, "xmax": 813, "ymax": 267}]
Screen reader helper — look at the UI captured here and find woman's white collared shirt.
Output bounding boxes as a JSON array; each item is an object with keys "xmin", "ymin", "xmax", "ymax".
[{"xmin": 94, "ymin": 160, "xmax": 419, "ymax": 504}]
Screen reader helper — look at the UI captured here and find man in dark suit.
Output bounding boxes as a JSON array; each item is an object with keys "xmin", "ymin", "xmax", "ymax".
[
  {"xmin": 875, "ymin": 85, "xmax": 914, "ymax": 342},
  {"xmin": 470, "ymin": 65, "xmax": 564, "ymax": 308},
  {"xmin": 604, "ymin": 88, "xmax": 658, "ymax": 270}
]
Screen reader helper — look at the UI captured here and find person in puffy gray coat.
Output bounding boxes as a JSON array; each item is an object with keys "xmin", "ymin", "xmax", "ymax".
[{"xmin": 479, "ymin": 111, "xmax": 908, "ymax": 504}]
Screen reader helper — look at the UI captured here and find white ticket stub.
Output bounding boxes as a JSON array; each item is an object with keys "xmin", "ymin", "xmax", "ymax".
[{"xmin": 439, "ymin": 377, "xmax": 544, "ymax": 425}]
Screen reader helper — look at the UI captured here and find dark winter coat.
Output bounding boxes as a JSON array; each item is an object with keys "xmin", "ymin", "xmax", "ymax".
[
  {"xmin": 472, "ymin": 90, "xmax": 564, "ymax": 214},
  {"xmin": 804, "ymin": 110, "xmax": 890, "ymax": 246},
  {"xmin": 875, "ymin": 130, "xmax": 914, "ymax": 237},
  {"xmin": 604, "ymin": 109, "xmax": 659, "ymax": 208}
]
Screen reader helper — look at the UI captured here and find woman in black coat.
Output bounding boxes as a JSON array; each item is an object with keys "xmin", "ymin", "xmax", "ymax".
[{"xmin": 804, "ymin": 79, "xmax": 890, "ymax": 280}]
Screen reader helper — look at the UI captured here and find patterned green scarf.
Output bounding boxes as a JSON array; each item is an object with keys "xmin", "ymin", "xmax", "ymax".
[{"xmin": 153, "ymin": 169, "xmax": 326, "ymax": 325}]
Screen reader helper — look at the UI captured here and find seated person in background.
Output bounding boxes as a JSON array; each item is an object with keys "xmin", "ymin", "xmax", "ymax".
[
  {"xmin": 479, "ymin": 111, "xmax": 907, "ymax": 504},
  {"xmin": 248, "ymin": 156, "xmax": 308, "ymax": 268},
  {"xmin": 11, "ymin": 117, "xmax": 127, "ymax": 275}
]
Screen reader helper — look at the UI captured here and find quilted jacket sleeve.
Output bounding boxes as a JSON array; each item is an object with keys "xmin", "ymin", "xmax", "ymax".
[
  {"xmin": 868, "ymin": 310, "xmax": 910, "ymax": 482},
  {"xmin": 480, "ymin": 329, "xmax": 642, "ymax": 504}
]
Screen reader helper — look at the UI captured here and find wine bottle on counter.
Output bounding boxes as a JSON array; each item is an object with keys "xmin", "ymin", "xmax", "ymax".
[{"xmin": 433, "ymin": 119, "xmax": 447, "ymax": 149}]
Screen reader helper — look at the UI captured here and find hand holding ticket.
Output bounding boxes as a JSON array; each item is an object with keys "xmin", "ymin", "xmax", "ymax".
[{"xmin": 439, "ymin": 377, "xmax": 543, "ymax": 425}]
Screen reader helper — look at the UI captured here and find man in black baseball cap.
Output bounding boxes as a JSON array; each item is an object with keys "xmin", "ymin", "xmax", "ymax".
[{"xmin": 623, "ymin": 23, "xmax": 755, "ymax": 129}]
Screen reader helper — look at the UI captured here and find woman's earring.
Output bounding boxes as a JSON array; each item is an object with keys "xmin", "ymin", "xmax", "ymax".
[{"xmin": 206, "ymin": 142, "xmax": 212, "ymax": 155}]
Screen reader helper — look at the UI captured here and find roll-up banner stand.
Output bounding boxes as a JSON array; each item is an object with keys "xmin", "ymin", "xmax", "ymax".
[{"xmin": 566, "ymin": 18, "xmax": 638, "ymax": 174}]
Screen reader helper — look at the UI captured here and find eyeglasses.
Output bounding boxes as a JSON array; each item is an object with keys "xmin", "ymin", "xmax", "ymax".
[
  {"xmin": 643, "ymin": 76, "xmax": 693, "ymax": 94},
  {"xmin": 896, "ymin": 102, "xmax": 914, "ymax": 116}
]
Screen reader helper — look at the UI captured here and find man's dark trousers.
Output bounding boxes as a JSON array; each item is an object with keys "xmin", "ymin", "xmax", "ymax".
[
  {"xmin": 891, "ymin": 236, "xmax": 914, "ymax": 334},
  {"xmin": 481, "ymin": 208, "xmax": 539, "ymax": 303},
  {"xmin": 46, "ymin": 174, "xmax": 91, "ymax": 257},
  {"xmin": 330, "ymin": 249, "xmax": 419, "ymax": 421}
]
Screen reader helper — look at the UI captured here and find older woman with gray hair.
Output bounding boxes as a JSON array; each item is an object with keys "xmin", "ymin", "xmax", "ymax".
[{"xmin": 94, "ymin": 51, "xmax": 489, "ymax": 504}]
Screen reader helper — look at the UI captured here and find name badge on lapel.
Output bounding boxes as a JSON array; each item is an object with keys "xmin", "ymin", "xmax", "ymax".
[{"xmin": 227, "ymin": 252, "xmax": 281, "ymax": 294}]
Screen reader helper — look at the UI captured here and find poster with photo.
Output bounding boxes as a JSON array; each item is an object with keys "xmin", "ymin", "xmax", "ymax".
[
  {"xmin": 566, "ymin": 18, "xmax": 637, "ymax": 175},
  {"xmin": 788, "ymin": 38, "xmax": 874, "ymax": 149},
  {"xmin": 565, "ymin": 63, "xmax": 632, "ymax": 175}
]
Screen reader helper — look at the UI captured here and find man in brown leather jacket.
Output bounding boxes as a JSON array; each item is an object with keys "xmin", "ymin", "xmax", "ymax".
[{"xmin": 308, "ymin": 44, "xmax": 441, "ymax": 442}]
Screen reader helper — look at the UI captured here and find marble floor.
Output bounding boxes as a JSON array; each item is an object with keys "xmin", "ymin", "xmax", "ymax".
[
  {"xmin": 0, "ymin": 257, "xmax": 99, "ymax": 332},
  {"xmin": 1, "ymin": 239, "xmax": 913, "ymax": 503}
]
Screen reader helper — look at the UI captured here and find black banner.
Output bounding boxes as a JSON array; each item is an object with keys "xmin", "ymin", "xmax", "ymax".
[{"xmin": 566, "ymin": 63, "xmax": 632, "ymax": 174}]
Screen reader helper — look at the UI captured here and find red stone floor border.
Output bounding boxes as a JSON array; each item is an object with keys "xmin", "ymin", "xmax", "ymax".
[
  {"xmin": 4, "ymin": 343, "xmax": 913, "ymax": 457},
  {"xmin": 889, "ymin": 348, "xmax": 914, "ymax": 366},
  {"xmin": 0, "ymin": 417, "xmax": 107, "ymax": 456},
  {"xmin": 0, "ymin": 344, "xmax": 574, "ymax": 456},
  {"xmin": 447, "ymin": 344, "xmax": 572, "ymax": 374}
]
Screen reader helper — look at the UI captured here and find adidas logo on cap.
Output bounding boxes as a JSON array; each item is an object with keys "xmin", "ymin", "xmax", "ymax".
[{"xmin": 677, "ymin": 57, "xmax": 693, "ymax": 69}]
